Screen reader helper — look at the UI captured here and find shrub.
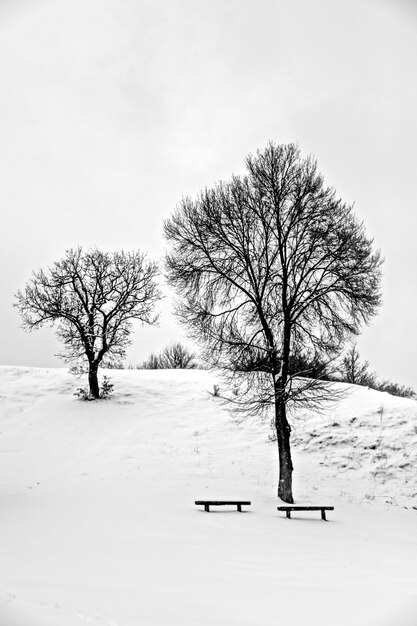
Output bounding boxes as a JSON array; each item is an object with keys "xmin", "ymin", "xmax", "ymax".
[
  {"xmin": 372, "ymin": 380, "xmax": 415, "ymax": 398},
  {"xmin": 140, "ymin": 353, "xmax": 164, "ymax": 369},
  {"xmin": 139, "ymin": 343, "xmax": 197, "ymax": 369},
  {"xmin": 336, "ymin": 346, "xmax": 416, "ymax": 398},
  {"xmin": 74, "ymin": 375, "xmax": 114, "ymax": 400},
  {"xmin": 212, "ymin": 384, "xmax": 221, "ymax": 397},
  {"xmin": 100, "ymin": 376, "xmax": 114, "ymax": 398}
]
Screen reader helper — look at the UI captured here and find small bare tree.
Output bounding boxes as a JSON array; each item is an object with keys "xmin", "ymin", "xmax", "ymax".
[
  {"xmin": 140, "ymin": 352, "xmax": 163, "ymax": 370},
  {"xmin": 340, "ymin": 344, "xmax": 375, "ymax": 386},
  {"xmin": 160, "ymin": 342, "xmax": 196, "ymax": 369},
  {"xmin": 140, "ymin": 342, "xmax": 196, "ymax": 369},
  {"xmin": 165, "ymin": 142, "xmax": 383, "ymax": 502},
  {"xmin": 15, "ymin": 247, "xmax": 161, "ymax": 398}
]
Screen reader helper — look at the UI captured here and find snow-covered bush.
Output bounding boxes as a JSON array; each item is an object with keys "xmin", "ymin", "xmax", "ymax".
[{"xmin": 74, "ymin": 375, "xmax": 114, "ymax": 401}]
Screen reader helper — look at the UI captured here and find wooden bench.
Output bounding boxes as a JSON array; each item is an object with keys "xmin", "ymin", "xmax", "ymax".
[
  {"xmin": 195, "ymin": 500, "xmax": 251, "ymax": 512},
  {"xmin": 277, "ymin": 505, "xmax": 334, "ymax": 520}
]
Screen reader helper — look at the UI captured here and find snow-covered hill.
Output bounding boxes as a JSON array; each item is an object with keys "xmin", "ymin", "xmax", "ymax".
[
  {"xmin": 0, "ymin": 366, "xmax": 416, "ymax": 625},
  {"xmin": 292, "ymin": 383, "xmax": 417, "ymax": 509}
]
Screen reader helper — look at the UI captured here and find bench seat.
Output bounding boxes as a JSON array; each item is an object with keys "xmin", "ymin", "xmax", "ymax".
[
  {"xmin": 195, "ymin": 500, "xmax": 251, "ymax": 512},
  {"xmin": 277, "ymin": 505, "xmax": 334, "ymax": 520}
]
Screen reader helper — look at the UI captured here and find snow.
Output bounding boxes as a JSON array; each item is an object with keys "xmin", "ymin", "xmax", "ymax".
[{"xmin": 0, "ymin": 366, "xmax": 417, "ymax": 625}]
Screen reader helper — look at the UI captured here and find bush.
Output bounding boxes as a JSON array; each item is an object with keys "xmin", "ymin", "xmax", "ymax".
[
  {"xmin": 160, "ymin": 342, "xmax": 197, "ymax": 369},
  {"xmin": 234, "ymin": 343, "xmax": 416, "ymax": 399},
  {"xmin": 74, "ymin": 386, "xmax": 93, "ymax": 401},
  {"xmin": 337, "ymin": 345, "xmax": 415, "ymax": 398},
  {"xmin": 212, "ymin": 384, "xmax": 221, "ymax": 397},
  {"xmin": 372, "ymin": 380, "xmax": 415, "ymax": 398},
  {"xmin": 100, "ymin": 375, "xmax": 114, "ymax": 398},
  {"xmin": 139, "ymin": 343, "xmax": 197, "ymax": 369},
  {"xmin": 140, "ymin": 353, "xmax": 164, "ymax": 369},
  {"xmin": 74, "ymin": 375, "xmax": 114, "ymax": 400}
]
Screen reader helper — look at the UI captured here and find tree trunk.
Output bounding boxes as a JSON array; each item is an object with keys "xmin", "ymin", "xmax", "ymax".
[
  {"xmin": 88, "ymin": 362, "xmax": 100, "ymax": 399},
  {"xmin": 275, "ymin": 393, "xmax": 294, "ymax": 503}
]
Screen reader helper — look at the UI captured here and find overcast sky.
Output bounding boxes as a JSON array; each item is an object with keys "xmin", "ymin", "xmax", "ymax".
[{"xmin": 1, "ymin": 0, "xmax": 416, "ymax": 387}]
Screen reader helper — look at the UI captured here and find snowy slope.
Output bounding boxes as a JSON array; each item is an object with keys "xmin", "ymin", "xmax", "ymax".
[
  {"xmin": 291, "ymin": 384, "xmax": 417, "ymax": 509},
  {"xmin": 0, "ymin": 366, "xmax": 416, "ymax": 626}
]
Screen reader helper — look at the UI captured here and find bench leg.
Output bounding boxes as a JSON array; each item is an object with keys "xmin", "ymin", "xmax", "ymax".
[
  {"xmin": 204, "ymin": 504, "xmax": 210, "ymax": 512},
  {"xmin": 237, "ymin": 504, "xmax": 242, "ymax": 512},
  {"xmin": 286, "ymin": 510, "xmax": 291, "ymax": 519},
  {"xmin": 321, "ymin": 509, "xmax": 326, "ymax": 521}
]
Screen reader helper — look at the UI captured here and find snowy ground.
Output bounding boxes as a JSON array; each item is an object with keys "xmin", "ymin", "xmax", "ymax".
[{"xmin": 0, "ymin": 366, "xmax": 417, "ymax": 625}]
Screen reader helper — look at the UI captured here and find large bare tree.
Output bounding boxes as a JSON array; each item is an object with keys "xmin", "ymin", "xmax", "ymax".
[
  {"xmin": 164, "ymin": 142, "xmax": 383, "ymax": 502},
  {"xmin": 15, "ymin": 247, "xmax": 161, "ymax": 398}
]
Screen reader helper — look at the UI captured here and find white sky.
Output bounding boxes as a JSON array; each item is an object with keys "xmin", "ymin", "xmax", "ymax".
[{"xmin": 1, "ymin": 0, "xmax": 416, "ymax": 387}]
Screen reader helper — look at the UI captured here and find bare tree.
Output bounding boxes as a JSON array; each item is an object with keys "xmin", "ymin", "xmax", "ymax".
[
  {"xmin": 339, "ymin": 345, "xmax": 415, "ymax": 397},
  {"xmin": 15, "ymin": 248, "xmax": 161, "ymax": 398},
  {"xmin": 164, "ymin": 142, "xmax": 383, "ymax": 502},
  {"xmin": 140, "ymin": 352, "xmax": 164, "ymax": 370},
  {"xmin": 140, "ymin": 342, "xmax": 196, "ymax": 369},
  {"xmin": 160, "ymin": 342, "xmax": 196, "ymax": 369},
  {"xmin": 340, "ymin": 344, "xmax": 375, "ymax": 386}
]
